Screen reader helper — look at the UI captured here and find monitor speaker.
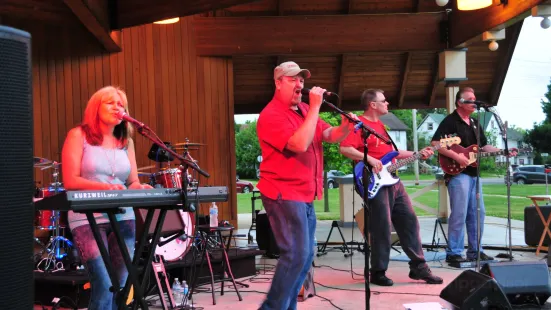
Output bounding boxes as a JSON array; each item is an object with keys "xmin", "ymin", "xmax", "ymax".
[
  {"xmin": 440, "ymin": 270, "xmax": 512, "ymax": 309},
  {"xmin": 480, "ymin": 260, "xmax": 551, "ymax": 306},
  {"xmin": 0, "ymin": 25, "xmax": 34, "ymax": 309}
]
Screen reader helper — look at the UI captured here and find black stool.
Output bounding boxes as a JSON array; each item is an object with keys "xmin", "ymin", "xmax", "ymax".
[{"xmin": 189, "ymin": 225, "xmax": 243, "ymax": 305}]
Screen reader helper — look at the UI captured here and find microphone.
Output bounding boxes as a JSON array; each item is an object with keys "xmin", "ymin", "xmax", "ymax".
[
  {"xmin": 459, "ymin": 98, "xmax": 490, "ymax": 108},
  {"xmin": 115, "ymin": 110, "xmax": 147, "ymax": 129},
  {"xmin": 300, "ymin": 88, "xmax": 335, "ymax": 97}
]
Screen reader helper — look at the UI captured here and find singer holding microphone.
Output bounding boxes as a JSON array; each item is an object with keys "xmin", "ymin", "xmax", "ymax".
[
  {"xmin": 61, "ymin": 86, "xmax": 153, "ymax": 310},
  {"xmin": 256, "ymin": 61, "xmax": 357, "ymax": 310},
  {"xmin": 431, "ymin": 87, "xmax": 515, "ymax": 263}
]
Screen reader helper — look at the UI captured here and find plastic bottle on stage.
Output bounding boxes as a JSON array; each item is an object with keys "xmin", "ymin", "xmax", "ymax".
[
  {"xmin": 181, "ymin": 280, "xmax": 189, "ymax": 297},
  {"xmin": 209, "ymin": 202, "xmax": 218, "ymax": 227},
  {"xmin": 172, "ymin": 278, "xmax": 182, "ymax": 304}
]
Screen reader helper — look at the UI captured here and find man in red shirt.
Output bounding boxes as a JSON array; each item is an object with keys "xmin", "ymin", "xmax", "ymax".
[
  {"xmin": 339, "ymin": 88, "xmax": 442, "ymax": 286},
  {"xmin": 256, "ymin": 61, "xmax": 357, "ymax": 310}
]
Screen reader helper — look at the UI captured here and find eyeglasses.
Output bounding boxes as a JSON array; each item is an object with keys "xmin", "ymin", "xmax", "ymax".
[{"xmin": 371, "ymin": 99, "xmax": 387, "ymax": 104}]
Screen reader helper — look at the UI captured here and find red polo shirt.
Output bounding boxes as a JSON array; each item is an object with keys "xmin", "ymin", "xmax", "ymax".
[
  {"xmin": 256, "ymin": 98, "xmax": 331, "ymax": 202},
  {"xmin": 339, "ymin": 116, "xmax": 394, "ymax": 160}
]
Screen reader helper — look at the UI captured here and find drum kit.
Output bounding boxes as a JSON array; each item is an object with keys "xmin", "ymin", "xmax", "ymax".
[
  {"xmin": 137, "ymin": 140, "xmax": 206, "ymax": 262},
  {"xmin": 31, "ymin": 139, "xmax": 207, "ymax": 271},
  {"xmin": 33, "ymin": 156, "xmax": 72, "ymax": 272}
]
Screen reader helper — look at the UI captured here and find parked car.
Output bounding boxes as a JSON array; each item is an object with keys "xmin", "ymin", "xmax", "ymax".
[
  {"xmin": 327, "ymin": 170, "xmax": 346, "ymax": 189},
  {"xmin": 236, "ymin": 176, "xmax": 254, "ymax": 193},
  {"xmin": 511, "ymin": 165, "xmax": 551, "ymax": 185}
]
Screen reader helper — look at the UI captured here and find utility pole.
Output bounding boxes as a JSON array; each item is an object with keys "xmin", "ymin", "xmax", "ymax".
[{"xmin": 412, "ymin": 109, "xmax": 419, "ymax": 185}]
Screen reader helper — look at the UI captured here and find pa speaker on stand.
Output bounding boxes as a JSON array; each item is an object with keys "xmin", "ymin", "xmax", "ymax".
[{"xmin": 0, "ymin": 25, "xmax": 34, "ymax": 309}]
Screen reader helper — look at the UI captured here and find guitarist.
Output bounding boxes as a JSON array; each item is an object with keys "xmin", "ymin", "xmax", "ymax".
[
  {"xmin": 431, "ymin": 87, "xmax": 516, "ymax": 264},
  {"xmin": 339, "ymin": 88, "xmax": 442, "ymax": 286}
]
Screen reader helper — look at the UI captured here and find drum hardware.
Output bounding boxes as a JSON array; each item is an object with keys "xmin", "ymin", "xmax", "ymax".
[{"xmin": 33, "ymin": 159, "xmax": 72, "ymax": 272}]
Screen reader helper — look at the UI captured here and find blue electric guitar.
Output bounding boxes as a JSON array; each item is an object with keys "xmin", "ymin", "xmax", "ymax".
[{"xmin": 353, "ymin": 136, "xmax": 461, "ymax": 199}]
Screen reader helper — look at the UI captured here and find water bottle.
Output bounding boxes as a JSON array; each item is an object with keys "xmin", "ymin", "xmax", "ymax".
[
  {"xmin": 209, "ymin": 202, "xmax": 218, "ymax": 227},
  {"xmin": 172, "ymin": 278, "xmax": 182, "ymax": 304},
  {"xmin": 181, "ymin": 280, "xmax": 189, "ymax": 299}
]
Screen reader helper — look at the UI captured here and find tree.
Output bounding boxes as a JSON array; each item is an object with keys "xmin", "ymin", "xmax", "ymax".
[
  {"xmin": 525, "ymin": 78, "xmax": 551, "ymax": 153},
  {"xmin": 319, "ymin": 112, "xmax": 359, "ymax": 174},
  {"xmin": 235, "ymin": 120, "xmax": 261, "ymax": 178}
]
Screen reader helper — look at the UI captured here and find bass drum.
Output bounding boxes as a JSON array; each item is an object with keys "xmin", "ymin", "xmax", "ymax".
[{"xmin": 155, "ymin": 211, "xmax": 195, "ymax": 261}]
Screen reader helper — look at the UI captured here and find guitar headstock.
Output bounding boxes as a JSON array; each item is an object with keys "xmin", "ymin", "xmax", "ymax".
[{"xmin": 439, "ymin": 134, "xmax": 461, "ymax": 149}]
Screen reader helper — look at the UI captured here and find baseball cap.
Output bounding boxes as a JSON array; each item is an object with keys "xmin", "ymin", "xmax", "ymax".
[{"xmin": 274, "ymin": 61, "xmax": 311, "ymax": 80}]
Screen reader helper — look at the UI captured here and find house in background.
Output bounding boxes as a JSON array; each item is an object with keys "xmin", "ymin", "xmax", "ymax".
[
  {"xmin": 417, "ymin": 113, "xmax": 445, "ymax": 140},
  {"xmin": 380, "ymin": 112, "xmax": 408, "ymax": 151},
  {"xmin": 417, "ymin": 112, "xmax": 532, "ymax": 165}
]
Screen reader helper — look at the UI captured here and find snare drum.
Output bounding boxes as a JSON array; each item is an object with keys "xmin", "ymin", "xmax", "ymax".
[
  {"xmin": 34, "ymin": 186, "xmax": 67, "ymax": 229},
  {"xmin": 154, "ymin": 168, "xmax": 183, "ymax": 188}
]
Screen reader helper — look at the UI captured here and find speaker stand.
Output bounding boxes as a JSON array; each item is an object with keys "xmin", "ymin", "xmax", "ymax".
[
  {"xmin": 317, "ymin": 221, "xmax": 353, "ymax": 258},
  {"xmin": 428, "ymin": 218, "xmax": 448, "ymax": 252}
]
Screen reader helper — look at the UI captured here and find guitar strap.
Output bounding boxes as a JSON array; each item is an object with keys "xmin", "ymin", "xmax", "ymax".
[{"xmin": 381, "ymin": 127, "xmax": 400, "ymax": 153}]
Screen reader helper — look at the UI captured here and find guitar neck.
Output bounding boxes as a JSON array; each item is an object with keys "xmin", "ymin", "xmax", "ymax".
[
  {"xmin": 388, "ymin": 145, "xmax": 440, "ymax": 173},
  {"xmin": 478, "ymin": 150, "xmax": 506, "ymax": 158}
]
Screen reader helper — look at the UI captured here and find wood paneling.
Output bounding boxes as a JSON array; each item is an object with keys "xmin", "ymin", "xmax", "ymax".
[
  {"xmin": 3, "ymin": 16, "xmax": 238, "ymax": 226},
  {"xmin": 115, "ymin": 0, "xmax": 259, "ymax": 29},
  {"xmin": 450, "ymin": 0, "xmax": 545, "ymax": 47},
  {"xmin": 193, "ymin": 13, "xmax": 446, "ymax": 56}
]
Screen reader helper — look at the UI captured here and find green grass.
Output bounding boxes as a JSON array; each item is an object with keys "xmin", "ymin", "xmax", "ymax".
[{"xmin": 238, "ymin": 183, "xmax": 551, "ymax": 221}]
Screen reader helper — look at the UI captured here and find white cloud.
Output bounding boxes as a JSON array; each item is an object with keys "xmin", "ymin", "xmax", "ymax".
[{"xmin": 495, "ymin": 16, "xmax": 551, "ymax": 130}]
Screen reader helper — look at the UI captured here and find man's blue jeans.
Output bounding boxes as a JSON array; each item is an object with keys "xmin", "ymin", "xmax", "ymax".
[
  {"xmin": 71, "ymin": 220, "xmax": 135, "ymax": 310},
  {"xmin": 446, "ymin": 173, "xmax": 486, "ymax": 259},
  {"xmin": 259, "ymin": 194, "xmax": 316, "ymax": 310}
]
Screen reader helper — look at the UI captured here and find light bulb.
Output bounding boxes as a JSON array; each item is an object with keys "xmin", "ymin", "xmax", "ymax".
[
  {"xmin": 488, "ymin": 40, "xmax": 499, "ymax": 51},
  {"xmin": 435, "ymin": 0, "xmax": 449, "ymax": 6},
  {"xmin": 541, "ymin": 17, "xmax": 551, "ymax": 30}
]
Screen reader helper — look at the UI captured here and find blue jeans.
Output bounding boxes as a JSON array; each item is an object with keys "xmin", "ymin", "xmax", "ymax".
[
  {"xmin": 71, "ymin": 220, "xmax": 135, "ymax": 310},
  {"xmin": 259, "ymin": 195, "xmax": 316, "ymax": 310},
  {"xmin": 446, "ymin": 174, "xmax": 485, "ymax": 259}
]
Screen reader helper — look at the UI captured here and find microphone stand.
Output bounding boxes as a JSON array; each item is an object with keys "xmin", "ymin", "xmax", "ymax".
[
  {"xmin": 322, "ymin": 98, "xmax": 392, "ymax": 310},
  {"xmin": 474, "ymin": 104, "xmax": 484, "ymax": 272},
  {"xmin": 485, "ymin": 107, "xmax": 513, "ymax": 260}
]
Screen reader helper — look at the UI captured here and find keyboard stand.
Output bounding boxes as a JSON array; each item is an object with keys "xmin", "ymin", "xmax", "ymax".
[{"xmin": 84, "ymin": 205, "xmax": 173, "ymax": 310}]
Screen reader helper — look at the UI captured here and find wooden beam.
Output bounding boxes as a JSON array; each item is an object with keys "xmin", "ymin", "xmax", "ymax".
[
  {"xmin": 116, "ymin": 0, "xmax": 260, "ymax": 29},
  {"xmin": 450, "ymin": 0, "xmax": 545, "ymax": 47},
  {"xmin": 278, "ymin": 0, "xmax": 285, "ymax": 15},
  {"xmin": 398, "ymin": 53, "xmax": 412, "ymax": 108},
  {"xmin": 63, "ymin": 0, "xmax": 121, "ymax": 52},
  {"xmin": 489, "ymin": 21, "xmax": 523, "ymax": 106},
  {"xmin": 337, "ymin": 55, "xmax": 346, "ymax": 108},
  {"xmin": 193, "ymin": 13, "xmax": 447, "ymax": 56},
  {"xmin": 428, "ymin": 53, "xmax": 440, "ymax": 106}
]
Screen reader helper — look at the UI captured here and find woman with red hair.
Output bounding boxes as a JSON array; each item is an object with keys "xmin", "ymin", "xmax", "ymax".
[{"xmin": 61, "ymin": 86, "xmax": 152, "ymax": 309}]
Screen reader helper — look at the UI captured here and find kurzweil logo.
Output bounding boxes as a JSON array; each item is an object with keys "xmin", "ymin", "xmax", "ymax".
[{"xmin": 72, "ymin": 192, "xmax": 117, "ymax": 199}]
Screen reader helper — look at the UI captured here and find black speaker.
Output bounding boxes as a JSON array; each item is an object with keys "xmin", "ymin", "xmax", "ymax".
[
  {"xmin": 524, "ymin": 206, "xmax": 551, "ymax": 246},
  {"xmin": 0, "ymin": 25, "xmax": 34, "ymax": 309},
  {"xmin": 256, "ymin": 212, "xmax": 280, "ymax": 257},
  {"xmin": 440, "ymin": 270, "xmax": 512, "ymax": 309},
  {"xmin": 480, "ymin": 261, "xmax": 551, "ymax": 306}
]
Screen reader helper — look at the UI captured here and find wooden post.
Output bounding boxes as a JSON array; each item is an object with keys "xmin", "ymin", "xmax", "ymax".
[{"xmin": 437, "ymin": 48, "xmax": 467, "ymax": 222}]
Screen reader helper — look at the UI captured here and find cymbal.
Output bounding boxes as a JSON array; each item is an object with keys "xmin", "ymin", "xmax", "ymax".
[
  {"xmin": 137, "ymin": 165, "xmax": 155, "ymax": 171},
  {"xmin": 173, "ymin": 142, "xmax": 206, "ymax": 147},
  {"xmin": 34, "ymin": 156, "xmax": 52, "ymax": 167},
  {"xmin": 173, "ymin": 147, "xmax": 200, "ymax": 151}
]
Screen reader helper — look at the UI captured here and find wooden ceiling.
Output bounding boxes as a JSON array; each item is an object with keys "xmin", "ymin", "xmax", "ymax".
[{"xmin": 1, "ymin": 0, "xmax": 543, "ymax": 113}]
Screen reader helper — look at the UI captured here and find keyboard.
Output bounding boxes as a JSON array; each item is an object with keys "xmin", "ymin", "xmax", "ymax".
[{"xmin": 34, "ymin": 186, "xmax": 228, "ymax": 212}]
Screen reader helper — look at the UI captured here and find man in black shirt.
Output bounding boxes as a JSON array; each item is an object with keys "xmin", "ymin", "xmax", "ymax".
[{"xmin": 431, "ymin": 87, "xmax": 514, "ymax": 263}]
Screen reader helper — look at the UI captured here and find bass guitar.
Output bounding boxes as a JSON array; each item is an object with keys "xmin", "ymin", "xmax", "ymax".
[
  {"xmin": 354, "ymin": 136, "xmax": 461, "ymax": 199},
  {"xmin": 439, "ymin": 144, "xmax": 517, "ymax": 175}
]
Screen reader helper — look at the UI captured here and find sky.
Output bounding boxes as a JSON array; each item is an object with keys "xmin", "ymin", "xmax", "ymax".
[{"xmin": 235, "ymin": 16, "xmax": 551, "ymax": 130}]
